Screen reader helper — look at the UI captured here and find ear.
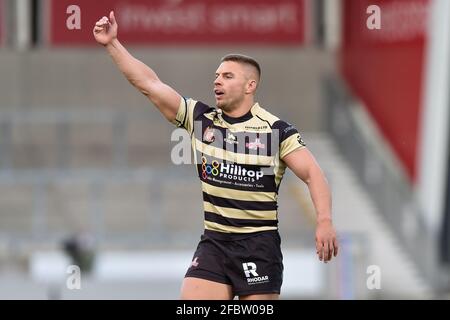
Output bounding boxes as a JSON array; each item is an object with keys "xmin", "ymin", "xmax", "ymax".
[{"xmin": 245, "ymin": 79, "xmax": 258, "ymax": 94}]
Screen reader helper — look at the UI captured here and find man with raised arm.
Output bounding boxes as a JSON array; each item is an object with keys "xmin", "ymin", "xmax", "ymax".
[{"xmin": 93, "ymin": 11, "xmax": 338, "ymax": 300}]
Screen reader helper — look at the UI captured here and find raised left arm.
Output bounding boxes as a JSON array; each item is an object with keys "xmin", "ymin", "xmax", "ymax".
[{"xmin": 283, "ymin": 148, "xmax": 339, "ymax": 262}]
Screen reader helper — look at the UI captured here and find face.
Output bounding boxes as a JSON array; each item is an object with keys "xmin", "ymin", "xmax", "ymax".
[{"xmin": 214, "ymin": 61, "xmax": 255, "ymax": 112}]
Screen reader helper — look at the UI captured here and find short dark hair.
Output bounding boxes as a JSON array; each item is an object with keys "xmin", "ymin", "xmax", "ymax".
[{"xmin": 221, "ymin": 54, "xmax": 261, "ymax": 80}]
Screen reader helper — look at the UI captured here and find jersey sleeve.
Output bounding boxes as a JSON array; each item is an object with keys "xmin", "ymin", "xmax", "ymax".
[
  {"xmin": 273, "ymin": 120, "xmax": 306, "ymax": 159},
  {"xmin": 171, "ymin": 97, "xmax": 213, "ymax": 135},
  {"xmin": 171, "ymin": 97, "xmax": 197, "ymax": 135}
]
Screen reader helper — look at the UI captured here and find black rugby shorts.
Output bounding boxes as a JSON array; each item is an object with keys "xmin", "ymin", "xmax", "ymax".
[{"xmin": 185, "ymin": 230, "xmax": 283, "ymax": 296}]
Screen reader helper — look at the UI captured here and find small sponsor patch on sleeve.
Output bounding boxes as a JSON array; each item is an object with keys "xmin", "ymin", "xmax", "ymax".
[{"xmin": 297, "ymin": 134, "xmax": 306, "ymax": 147}]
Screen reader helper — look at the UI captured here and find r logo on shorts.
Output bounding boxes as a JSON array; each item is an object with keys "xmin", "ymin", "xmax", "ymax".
[
  {"xmin": 185, "ymin": 231, "xmax": 283, "ymax": 296},
  {"xmin": 242, "ymin": 262, "xmax": 258, "ymax": 278}
]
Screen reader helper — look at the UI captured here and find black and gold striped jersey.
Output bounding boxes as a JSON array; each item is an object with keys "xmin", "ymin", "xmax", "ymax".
[{"xmin": 172, "ymin": 97, "xmax": 306, "ymax": 239}]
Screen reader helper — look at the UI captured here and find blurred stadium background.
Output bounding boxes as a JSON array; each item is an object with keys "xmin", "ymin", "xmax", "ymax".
[{"xmin": 0, "ymin": 0, "xmax": 449, "ymax": 299}]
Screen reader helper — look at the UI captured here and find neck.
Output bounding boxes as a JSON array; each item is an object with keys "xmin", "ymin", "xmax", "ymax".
[{"xmin": 222, "ymin": 98, "xmax": 255, "ymax": 118}]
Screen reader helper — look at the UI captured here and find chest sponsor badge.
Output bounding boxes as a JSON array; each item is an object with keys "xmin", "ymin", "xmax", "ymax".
[{"xmin": 203, "ymin": 126, "xmax": 216, "ymax": 143}]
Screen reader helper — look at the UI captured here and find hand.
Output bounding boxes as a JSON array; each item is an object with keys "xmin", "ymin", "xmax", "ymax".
[
  {"xmin": 93, "ymin": 11, "xmax": 118, "ymax": 46},
  {"xmin": 315, "ymin": 218, "xmax": 338, "ymax": 263}
]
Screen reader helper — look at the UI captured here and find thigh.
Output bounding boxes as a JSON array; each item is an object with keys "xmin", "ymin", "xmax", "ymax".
[
  {"xmin": 239, "ymin": 293, "xmax": 279, "ymax": 300},
  {"xmin": 183, "ymin": 235, "xmax": 233, "ymax": 299},
  {"xmin": 181, "ymin": 277, "xmax": 233, "ymax": 300}
]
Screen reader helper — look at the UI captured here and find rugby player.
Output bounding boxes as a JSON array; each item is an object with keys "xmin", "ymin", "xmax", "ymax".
[{"xmin": 93, "ymin": 11, "xmax": 338, "ymax": 300}]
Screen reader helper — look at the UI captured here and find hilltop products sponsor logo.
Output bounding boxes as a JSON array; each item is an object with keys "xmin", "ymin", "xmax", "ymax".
[
  {"xmin": 201, "ymin": 157, "xmax": 220, "ymax": 180},
  {"xmin": 201, "ymin": 157, "xmax": 263, "ymax": 182},
  {"xmin": 246, "ymin": 138, "xmax": 265, "ymax": 150}
]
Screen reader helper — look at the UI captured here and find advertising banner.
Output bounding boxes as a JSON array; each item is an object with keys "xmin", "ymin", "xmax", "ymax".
[
  {"xmin": 47, "ymin": 0, "xmax": 306, "ymax": 46},
  {"xmin": 341, "ymin": 0, "xmax": 430, "ymax": 182}
]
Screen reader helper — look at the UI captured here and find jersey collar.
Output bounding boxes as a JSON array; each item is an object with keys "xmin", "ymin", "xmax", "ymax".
[{"xmin": 221, "ymin": 103, "xmax": 260, "ymax": 124}]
